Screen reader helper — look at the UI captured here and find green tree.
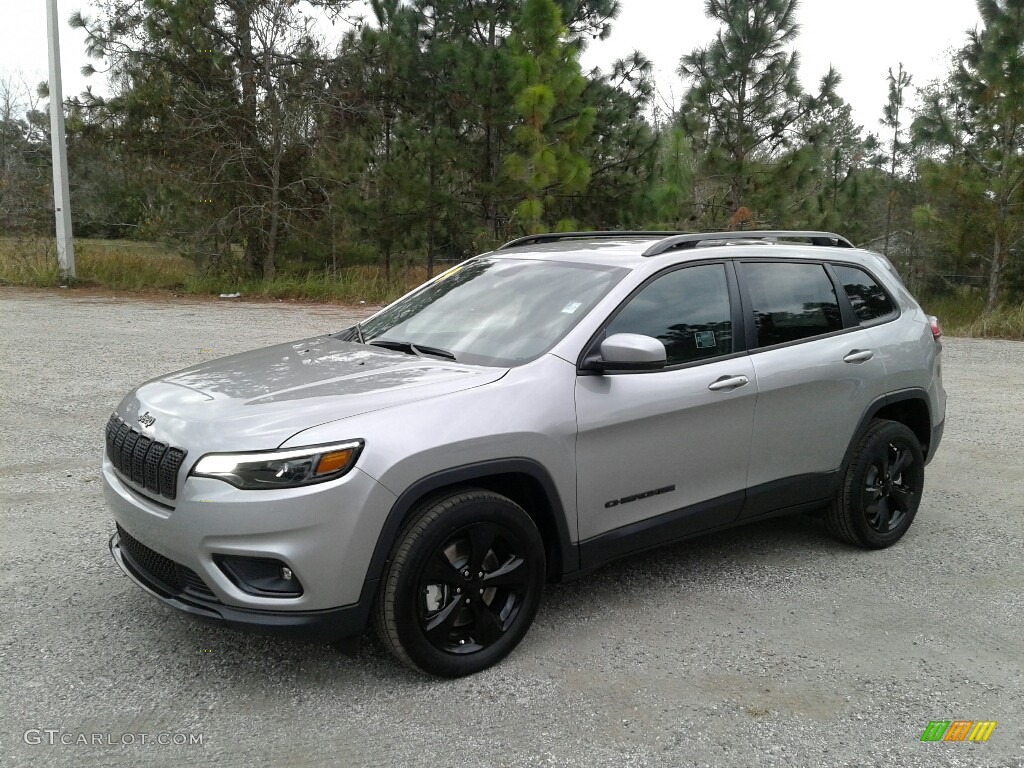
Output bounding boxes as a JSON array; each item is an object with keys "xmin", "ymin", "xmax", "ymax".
[
  {"xmin": 913, "ymin": 0, "xmax": 1024, "ymax": 311},
  {"xmin": 678, "ymin": 0, "xmax": 839, "ymax": 225},
  {"xmin": 878, "ymin": 63, "xmax": 913, "ymax": 258},
  {"xmin": 504, "ymin": 0, "xmax": 595, "ymax": 233}
]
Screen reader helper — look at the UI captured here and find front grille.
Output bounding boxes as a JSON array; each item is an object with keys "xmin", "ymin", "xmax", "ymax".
[
  {"xmin": 116, "ymin": 524, "xmax": 217, "ymax": 602},
  {"xmin": 105, "ymin": 414, "xmax": 186, "ymax": 500}
]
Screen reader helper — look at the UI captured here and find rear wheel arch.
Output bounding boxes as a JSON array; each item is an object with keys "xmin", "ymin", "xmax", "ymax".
[
  {"xmin": 844, "ymin": 390, "xmax": 932, "ymax": 471},
  {"xmin": 365, "ymin": 460, "xmax": 577, "ymax": 591}
]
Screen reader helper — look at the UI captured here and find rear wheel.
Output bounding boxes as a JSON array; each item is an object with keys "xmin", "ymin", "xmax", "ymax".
[
  {"xmin": 374, "ymin": 489, "xmax": 545, "ymax": 677},
  {"xmin": 826, "ymin": 419, "xmax": 925, "ymax": 548}
]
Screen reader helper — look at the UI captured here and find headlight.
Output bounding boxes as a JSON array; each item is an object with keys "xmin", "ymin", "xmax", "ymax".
[{"xmin": 190, "ymin": 441, "xmax": 363, "ymax": 490}]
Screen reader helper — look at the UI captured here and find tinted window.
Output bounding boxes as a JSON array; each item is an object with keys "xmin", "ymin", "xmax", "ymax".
[
  {"xmin": 744, "ymin": 262, "xmax": 842, "ymax": 347},
  {"xmin": 606, "ymin": 264, "xmax": 732, "ymax": 366},
  {"xmin": 833, "ymin": 264, "xmax": 896, "ymax": 323}
]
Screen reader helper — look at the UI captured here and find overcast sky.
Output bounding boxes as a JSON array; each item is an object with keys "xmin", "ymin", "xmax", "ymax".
[{"xmin": 2, "ymin": 0, "xmax": 981, "ymax": 133}]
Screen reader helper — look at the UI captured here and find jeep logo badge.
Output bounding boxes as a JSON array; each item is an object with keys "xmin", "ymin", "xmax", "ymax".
[{"xmin": 138, "ymin": 412, "xmax": 156, "ymax": 428}]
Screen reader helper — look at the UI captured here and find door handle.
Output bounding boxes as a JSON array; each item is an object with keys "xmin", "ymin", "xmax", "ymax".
[
  {"xmin": 707, "ymin": 375, "xmax": 750, "ymax": 392},
  {"xmin": 843, "ymin": 349, "xmax": 874, "ymax": 364}
]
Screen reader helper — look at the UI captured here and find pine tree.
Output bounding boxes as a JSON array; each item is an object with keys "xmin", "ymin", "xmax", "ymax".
[
  {"xmin": 914, "ymin": 0, "xmax": 1024, "ymax": 311},
  {"xmin": 878, "ymin": 63, "xmax": 913, "ymax": 258},
  {"xmin": 504, "ymin": 0, "xmax": 595, "ymax": 233},
  {"xmin": 678, "ymin": 0, "xmax": 838, "ymax": 225}
]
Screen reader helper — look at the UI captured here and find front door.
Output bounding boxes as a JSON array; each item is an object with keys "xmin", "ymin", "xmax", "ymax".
[{"xmin": 574, "ymin": 262, "xmax": 757, "ymax": 556}]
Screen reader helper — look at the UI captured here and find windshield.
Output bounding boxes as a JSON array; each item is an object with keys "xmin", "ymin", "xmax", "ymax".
[{"xmin": 359, "ymin": 258, "xmax": 627, "ymax": 367}]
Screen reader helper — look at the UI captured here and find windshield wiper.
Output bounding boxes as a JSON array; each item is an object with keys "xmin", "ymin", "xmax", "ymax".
[{"xmin": 368, "ymin": 339, "xmax": 457, "ymax": 361}]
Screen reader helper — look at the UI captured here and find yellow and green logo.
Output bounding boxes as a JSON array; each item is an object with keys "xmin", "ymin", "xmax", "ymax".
[{"xmin": 920, "ymin": 720, "xmax": 997, "ymax": 742}]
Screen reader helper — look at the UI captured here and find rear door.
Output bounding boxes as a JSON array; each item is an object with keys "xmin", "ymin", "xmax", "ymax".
[
  {"xmin": 736, "ymin": 260, "xmax": 889, "ymax": 518},
  {"xmin": 574, "ymin": 261, "xmax": 757, "ymax": 553}
]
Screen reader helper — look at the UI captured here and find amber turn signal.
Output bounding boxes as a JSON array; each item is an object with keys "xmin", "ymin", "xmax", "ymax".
[{"xmin": 314, "ymin": 448, "xmax": 357, "ymax": 476}]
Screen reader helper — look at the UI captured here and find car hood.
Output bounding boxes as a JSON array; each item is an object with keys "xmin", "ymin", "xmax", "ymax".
[{"xmin": 115, "ymin": 336, "xmax": 507, "ymax": 452}]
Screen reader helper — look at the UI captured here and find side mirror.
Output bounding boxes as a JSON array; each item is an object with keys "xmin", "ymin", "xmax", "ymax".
[{"xmin": 592, "ymin": 333, "xmax": 667, "ymax": 372}]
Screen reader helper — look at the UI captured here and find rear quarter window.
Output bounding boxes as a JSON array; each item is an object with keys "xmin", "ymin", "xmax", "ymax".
[{"xmin": 832, "ymin": 264, "xmax": 897, "ymax": 323}]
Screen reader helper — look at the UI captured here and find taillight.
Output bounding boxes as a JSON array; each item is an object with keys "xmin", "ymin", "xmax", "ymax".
[{"xmin": 928, "ymin": 315, "xmax": 942, "ymax": 341}]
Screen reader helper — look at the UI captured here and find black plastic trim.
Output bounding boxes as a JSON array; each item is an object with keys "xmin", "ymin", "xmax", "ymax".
[
  {"xmin": 366, "ymin": 459, "xmax": 578, "ymax": 585},
  {"xmin": 579, "ymin": 491, "xmax": 744, "ymax": 568},
  {"xmin": 738, "ymin": 471, "xmax": 840, "ymax": 520},
  {"xmin": 111, "ymin": 533, "xmax": 372, "ymax": 640},
  {"xmin": 842, "ymin": 388, "xmax": 935, "ymax": 472},
  {"xmin": 928, "ymin": 419, "xmax": 945, "ymax": 465}
]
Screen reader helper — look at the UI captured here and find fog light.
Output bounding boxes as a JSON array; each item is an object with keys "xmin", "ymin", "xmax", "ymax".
[{"xmin": 215, "ymin": 556, "xmax": 303, "ymax": 597}]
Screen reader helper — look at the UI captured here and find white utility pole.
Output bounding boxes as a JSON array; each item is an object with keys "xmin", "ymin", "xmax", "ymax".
[{"xmin": 46, "ymin": 0, "xmax": 76, "ymax": 281}]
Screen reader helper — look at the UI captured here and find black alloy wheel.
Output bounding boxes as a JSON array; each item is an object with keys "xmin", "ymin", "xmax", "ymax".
[
  {"xmin": 374, "ymin": 490, "xmax": 545, "ymax": 677},
  {"xmin": 418, "ymin": 522, "xmax": 532, "ymax": 654},
  {"xmin": 862, "ymin": 440, "xmax": 919, "ymax": 534},
  {"xmin": 827, "ymin": 419, "xmax": 925, "ymax": 549}
]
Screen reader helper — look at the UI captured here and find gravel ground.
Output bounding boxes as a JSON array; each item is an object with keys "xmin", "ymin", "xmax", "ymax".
[{"xmin": 1, "ymin": 287, "xmax": 1022, "ymax": 768}]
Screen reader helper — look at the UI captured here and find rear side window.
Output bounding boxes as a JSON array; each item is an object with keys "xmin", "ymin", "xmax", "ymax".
[
  {"xmin": 832, "ymin": 264, "xmax": 896, "ymax": 323},
  {"xmin": 605, "ymin": 263, "xmax": 733, "ymax": 366},
  {"xmin": 743, "ymin": 262, "xmax": 842, "ymax": 347}
]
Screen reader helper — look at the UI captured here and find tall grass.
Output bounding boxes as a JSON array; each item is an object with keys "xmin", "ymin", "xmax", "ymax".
[
  {"xmin": 0, "ymin": 237, "xmax": 419, "ymax": 304},
  {"xmin": 919, "ymin": 289, "xmax": 1024, "ymax": 340}
]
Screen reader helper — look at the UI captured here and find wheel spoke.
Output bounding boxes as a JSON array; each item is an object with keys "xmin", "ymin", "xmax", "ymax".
[
  {"xmin": 423, "ymin": 552, "xmax": 461, "ymax": 585},
  {"xmin": 481, "ymin": 556, "xmax": 528, "ymax": 589},
  {"xmin": 890, "ymin": 447, "xmax": 913, "ymax": 478},
  {"xmin": 424, "ymin": 596, "xmax": 464, "ymax": 641},
  {"xmin": 471, "ymin": 601, "xmax": 505, "ymax": 645},
  {"xmin": 466, "ymin": 524, "xmax": 498, "ymax": 574},
  {"xmin": 875, "ymin": 496, "xmax": 892, "ymax": 531},
  {"xmin": 890, "ymin": 486, "xmax": 915, "ymax": 512}
]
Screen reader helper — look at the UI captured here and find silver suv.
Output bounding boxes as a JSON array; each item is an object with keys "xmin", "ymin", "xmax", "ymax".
[{"xmin": 104, "ymin": 230, "xmax": 946, "ymax": 677}]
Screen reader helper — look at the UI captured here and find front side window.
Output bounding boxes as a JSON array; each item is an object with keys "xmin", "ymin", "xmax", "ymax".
[
  {"xmin": 359, "ymin": 258, "xmax": 627, "ymax": 367},
  {"xmin": 833, "ymin": 264, "xmax": 896, "ymax": 323},
  {"xmin": 743, "ymin": 262, "xmax": 842, "ymax": 347},
  {"xmin": 605, "ymin": 263, "xmax": 733, "ymax": 366}
]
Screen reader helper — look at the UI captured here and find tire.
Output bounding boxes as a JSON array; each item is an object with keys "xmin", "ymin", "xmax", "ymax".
[
  {"xmin": 373, "ymin": 489, "xmax": 546, "ymax": 677},
  {"xmin": 826, "ymin": 419, "xmax": 925, "ymax": 549}
]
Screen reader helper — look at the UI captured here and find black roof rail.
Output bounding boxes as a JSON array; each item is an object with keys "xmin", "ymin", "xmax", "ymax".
[
  {"xmin": 641, "ymin": 230, "xmax": 854, "ymax": 257},
  {"xmin": 498, "ymin": 231, "xmax": 682, "ymax": 250}
]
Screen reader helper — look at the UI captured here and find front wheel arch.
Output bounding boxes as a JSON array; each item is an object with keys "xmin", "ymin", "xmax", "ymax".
[{"xmin": 365, "ymin": 460, "xmax": 578, "ymax": 591}]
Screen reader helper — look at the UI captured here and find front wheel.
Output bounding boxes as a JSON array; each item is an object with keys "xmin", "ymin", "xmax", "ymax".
[
  {"xmin": 826, "ymin": 419, "xmax": 925, "ymax": 549},
  {"xmin": 374, "ymin": 490, "xmax": 546, "ymax": 677}
]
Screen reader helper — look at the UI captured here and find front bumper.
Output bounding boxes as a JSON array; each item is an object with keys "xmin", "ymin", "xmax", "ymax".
[
  {"xmin": 103, "ymin": 453, "xmax": 398, "ymax": 637},
  {"xmin": 110, "ymin": 532, "xmax": 371, "ymax": 640}
]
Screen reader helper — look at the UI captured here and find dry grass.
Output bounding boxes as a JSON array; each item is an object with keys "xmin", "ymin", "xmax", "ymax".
[
  {"xmin": 0, "ymin": 237, "xmax": 423, "ymax": 304},
  {"xmin": 3, "ymin": 237, "xmax": 1023, "ymax": 336},
  {"xmin": 920, "ymin": 290, "xmax": 1024, "ymax": 340}
]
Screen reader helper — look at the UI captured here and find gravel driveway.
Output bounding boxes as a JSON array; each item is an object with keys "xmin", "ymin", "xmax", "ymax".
[{"xmin": 1, "ymin": 288, "xmax": 1022, "ymax": 768}]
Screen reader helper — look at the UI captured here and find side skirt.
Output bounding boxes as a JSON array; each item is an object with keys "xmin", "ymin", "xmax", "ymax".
[{"xmin": 577, "ymin": 472, "xmax": 839, "ymax": 573}]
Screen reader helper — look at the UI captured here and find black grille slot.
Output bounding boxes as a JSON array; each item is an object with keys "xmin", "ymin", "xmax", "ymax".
[
  {"xmin": 143, "ymin": 442, "xmax": 167, "ymax": 494},
  {"xmin": 130, "ymin": 436, "xmax": 151, "ymax": 486},
  {"xmin": 105, "ymin": 414, "xmax": 186, "ymax": 501},
  {"xmin": 112, "ymin": 422, "xmax": 131, "ymax": 471},
  {"xmin": 159, "ymin": 448, "xmax": 187, "ymax": 499},
  {"xmin": 116, "ymin": 524, "xmax": 218, "ymax": 602}
]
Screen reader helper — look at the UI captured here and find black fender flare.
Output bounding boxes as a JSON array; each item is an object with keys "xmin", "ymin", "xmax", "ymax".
[
  {"xmin": 841, "ymin": 388, "xmax": 933, "ymax": 476},
  {"xmin": 362, "ymin": 458, "xmax": 579, "ymax": 593}
]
